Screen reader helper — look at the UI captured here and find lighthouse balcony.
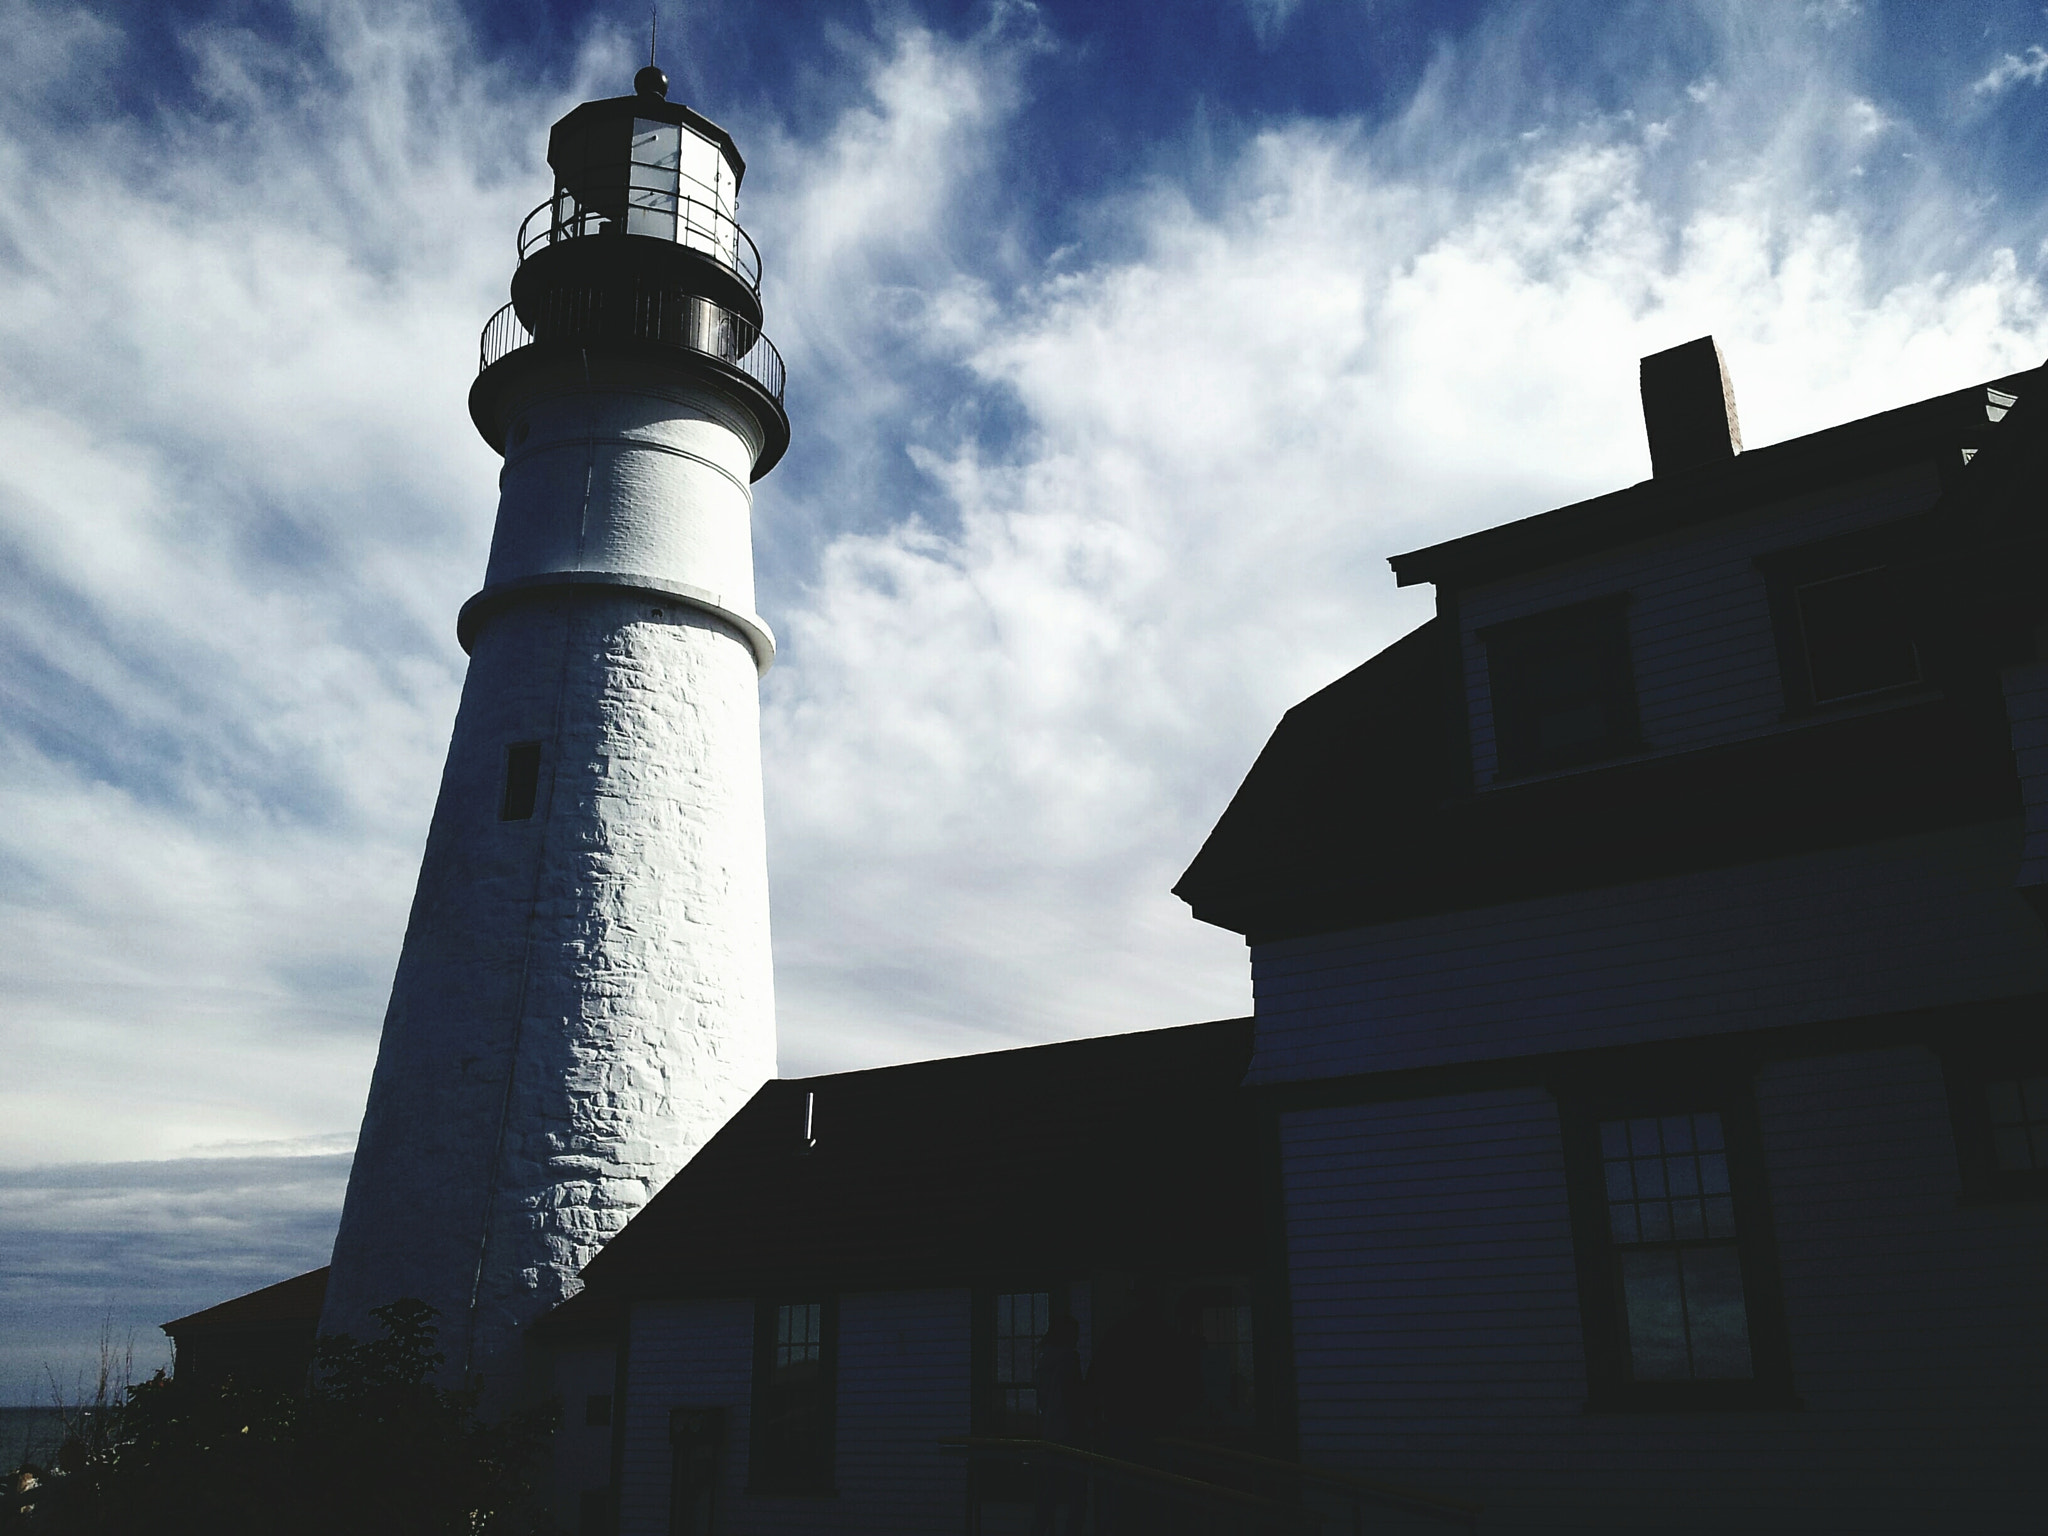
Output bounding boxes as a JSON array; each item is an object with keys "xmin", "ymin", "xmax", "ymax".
[{"xmin": 473, "ymin": 289, "xmax": 789, "ymax": 475}]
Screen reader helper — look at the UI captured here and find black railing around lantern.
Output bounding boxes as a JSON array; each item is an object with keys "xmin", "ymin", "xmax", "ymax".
[
  {"xmin": 477, "ymin": 289, "xmax": 787, "ymax": 406},
  {"xmin": 516, "ymin": 192, "xmax": 763, "ymax": 296}
]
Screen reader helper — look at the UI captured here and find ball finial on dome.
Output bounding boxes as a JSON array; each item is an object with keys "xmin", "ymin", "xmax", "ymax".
[{"xmin": 635, "ymin": 64, "xmax": 669, "ymax": 99}]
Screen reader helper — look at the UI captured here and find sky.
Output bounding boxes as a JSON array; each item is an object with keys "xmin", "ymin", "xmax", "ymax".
[{"xmin": 3, "ymin": 0, "xmax": 2048, "ymax": 1401}]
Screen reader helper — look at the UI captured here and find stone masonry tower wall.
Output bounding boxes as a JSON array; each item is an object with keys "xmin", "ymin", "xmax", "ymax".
[{"xmin": 322, "ymin": 71, "xmax": 789, "ymax": 1391}]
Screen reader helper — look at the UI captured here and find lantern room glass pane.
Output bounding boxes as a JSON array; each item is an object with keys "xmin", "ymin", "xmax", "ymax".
[
  {"xmin": 628, "ymin": 119, "xmax": 681, "ymax": 240},
  {"xmin": 676, "ymin": 123, "xmax": 740, "ymax": 265}
]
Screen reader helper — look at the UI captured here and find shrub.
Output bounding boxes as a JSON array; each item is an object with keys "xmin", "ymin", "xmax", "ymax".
[{"xmin": 3, "ymin": 1301, "xmax": 558, "ymax": 1536}]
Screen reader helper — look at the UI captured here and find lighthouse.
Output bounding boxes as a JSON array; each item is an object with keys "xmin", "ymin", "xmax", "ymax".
[{"xmin": 321, "ymin": 64, "xmax": 788, "ymax": 1392}]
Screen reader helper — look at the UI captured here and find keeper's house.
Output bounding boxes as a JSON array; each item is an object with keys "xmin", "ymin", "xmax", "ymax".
[{"xmin": 551, "ymin": 340, "xmax": 2048, "ymax": 1534}]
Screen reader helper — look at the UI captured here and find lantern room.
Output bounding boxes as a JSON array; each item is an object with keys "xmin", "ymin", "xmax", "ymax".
[
  {"xmin": 512, "ymin": 66, "xmax": 761, "ymax": 324},
  {"xmin": 474, "ymin": 65, "xmax": 788, "ymax": 476}
]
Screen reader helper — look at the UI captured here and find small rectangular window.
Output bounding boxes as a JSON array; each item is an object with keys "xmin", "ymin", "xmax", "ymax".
[
  {"xmin": 750, "ymin": 1299, "xmax": 834, "ymax": 1494},
  {"xmin": 1482, "ymin": 596, "xmax": 1638, "ymax": 777},
  {"xmin": 990, "ymin": 1291, "xmax": 1049, "ymax": 1435},
  {"xmin": 500, "ymin": 742, "xmax": 542, "ymax": 821}
]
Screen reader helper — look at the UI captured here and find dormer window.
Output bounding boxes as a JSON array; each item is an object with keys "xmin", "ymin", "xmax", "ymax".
[
  {"xmin": 1791, "ymin": 565, "xmax": 1921, "ymax": 705},
  {"xmin": 1760, "ymin": 522, "xmax": 1926, "ymax": 716},
  {"xmin": 1482, "ymin": 595, "xmax": 1639, "ymax": 777}
]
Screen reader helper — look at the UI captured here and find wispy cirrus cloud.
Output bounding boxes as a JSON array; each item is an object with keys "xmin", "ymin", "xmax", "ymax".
[{"xmin": 1971, "ymin": 43, "xmax": 2048, "ymax": 97}]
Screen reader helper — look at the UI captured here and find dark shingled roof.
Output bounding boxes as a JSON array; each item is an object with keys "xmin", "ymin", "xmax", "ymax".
[
  {"xmin": 543, "ymin": 1019, "xmax": 1259, "ymax": 1333},
  {"xmin": 162, "ymin": 1266, "xmax": 329, "ymax": 1337}
]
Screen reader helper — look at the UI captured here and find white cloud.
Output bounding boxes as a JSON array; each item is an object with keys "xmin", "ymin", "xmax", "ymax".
[
  {"xmin": 1970, "ymin": 43, "xmax": 2048, "ymax": 97},
  {"xmin": 1242, "ymin": 0, "xmax": 1306, "ymax": 46}
]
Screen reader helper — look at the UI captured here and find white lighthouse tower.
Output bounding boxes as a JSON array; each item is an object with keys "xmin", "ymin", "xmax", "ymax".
[{"xmin": 321, "ymin": 64, "xmax": 788, "ymax": 1391}]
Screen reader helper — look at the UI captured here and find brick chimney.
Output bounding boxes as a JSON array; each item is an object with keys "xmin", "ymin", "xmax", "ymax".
[{"xmin": 1640, "ymin": 335, "xmax": 1742, "ymax": 476}]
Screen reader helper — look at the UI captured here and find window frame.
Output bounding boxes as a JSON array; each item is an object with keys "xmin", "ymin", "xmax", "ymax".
[
  {"xmin": 971, "ymin": 1285, "xmax": 1066, "ymax": 1440},
  {"xmin": 1555, "ymin": 1070, "xmax": 1799, "ymax": 1412},
  {"xmin": 1941, "ymin": 1037, "xmax": 2048, "ymax": 1204},
  {"xmin": 1480, "ymin": 594, "xmax": 1641, "ymax": 779},
  {"xmin": 1756, "ymin": 520, "xmax": 1932, "ymax": 718},
  {"xmin": 969, "ymin": 1283, "xmax": 1069, "ymax": 1506},
  {"xmin": 747, "ymin": 1297, "xmax": 837, "ymax": 1497}
]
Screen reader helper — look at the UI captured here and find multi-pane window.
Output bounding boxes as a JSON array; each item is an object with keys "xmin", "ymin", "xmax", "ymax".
[
  {"xmin": 751, "ymin": 1300, "xmax": 833, "ymax": 1493},
  {"xmin": 775, "ymin": 1302, "xmax": 822, "ymax": 1369},
  {"xmin": 1600, "ymin": 1112, "xmax": 1754, "ymax": 1382},
  {"xmin": 990, "ymin": 1291, "xmax": 1050, "ymax": 1435},
  {"xmin": 1986, "ymin": 1075, "xmax": 2048, "ymax": 1171}
]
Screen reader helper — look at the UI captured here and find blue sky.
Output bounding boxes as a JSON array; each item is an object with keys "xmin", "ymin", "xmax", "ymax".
[{"xmin": 4, "ymin": 0, "xmax": 2048, "ymax": 1400}]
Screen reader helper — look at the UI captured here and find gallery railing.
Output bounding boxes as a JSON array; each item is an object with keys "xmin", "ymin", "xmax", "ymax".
[{"xmin": 477, "ymin": 290, "xmax": 786, "ymax": 405}]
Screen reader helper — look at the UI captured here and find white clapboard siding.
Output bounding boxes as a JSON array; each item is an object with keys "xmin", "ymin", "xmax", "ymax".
[
  {"xmin": 618, "ymin": 1297, "xmax": 754, "ymax": 1536},
  {"xmin": 1249, "ymin": 821, "xmax": 2047, "ymax": 1084},
  {"xmin": 1755, "ymin": 1046, "xmax": 2047, "ymax": 1440},
  {"xmin": 1280, "ymin": 1056, "xmax": 2047, "ymax": 1531},
  {"xmin": 1282, "ymin": 1089, "xmax": 1584, "ymax": 1467},
  {"xmin": 831, "ymin": 1289, "xmax": 973, "ymax": 1533},
  {"xmin": 2002, "ymin": 658, "xmax": 2048, "ymax": 892},
  {"xmin": 1459, "ymin": 464, "xmax": 1941, "ymax": 786},
  {"xmin": 618, "ymin": 1291, "xmax": 973, "ymax": 1536}
]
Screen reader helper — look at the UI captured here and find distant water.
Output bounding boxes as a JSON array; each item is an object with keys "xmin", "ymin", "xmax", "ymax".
[{"xmin": 0, "ymin": 1406, "xmax": 78, "ymax": 1469}]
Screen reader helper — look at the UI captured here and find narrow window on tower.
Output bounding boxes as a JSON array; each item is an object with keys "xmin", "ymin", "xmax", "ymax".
[{"xmin": 500, "ymin": 742, "xmax": 542, "ymax": 822}]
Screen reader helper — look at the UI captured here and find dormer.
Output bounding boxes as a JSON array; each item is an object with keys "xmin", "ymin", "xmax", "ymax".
[
  {"xmin": 1176, "ymin": 349, "xmax": 2042, "ymax": 942},
  {"xmin": 1391, "ymin": 341, "xmax": 2031, "ymax": 791}
]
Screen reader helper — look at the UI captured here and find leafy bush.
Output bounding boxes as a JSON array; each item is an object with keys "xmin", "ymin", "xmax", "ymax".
[{"xmin": 3, "ymin": 1301, "xmax": 558, "ymax": 1536}]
